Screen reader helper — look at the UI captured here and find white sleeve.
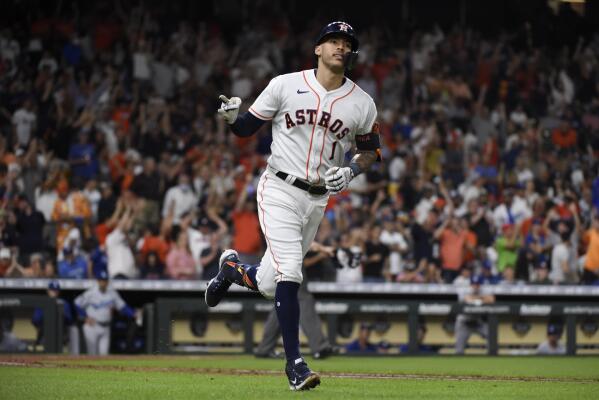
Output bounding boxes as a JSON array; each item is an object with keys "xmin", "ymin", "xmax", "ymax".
[
  {"xmin": 355, "ymin": 98, "xmax": 377, "ymax": 136},
  {"xmin": 112, "ymin": 289, "xmax": 126, "ymax": 310},
  {"xmin": 379, "ymin": 231, "xmax": 390, "ymax": 244},
  {"xmin": 398, "ymin": 234, "xmax": 408, "ymax": 251},
  {"xmin": 106, "ymin": 229, "xmax": 124, "ymax": 247},
  {"xmin": 248, "ymin": 76, "xmax": 281, "ymax": 121},
  {"xmin": 162, "ymin": 188, "xmax": 174, "ymax": 218},
  {"xmin": 74, "ymin": 290, "xmax": 89, "ymax": 309}
]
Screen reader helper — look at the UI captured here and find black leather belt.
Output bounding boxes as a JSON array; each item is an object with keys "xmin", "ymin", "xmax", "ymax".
[{"xmin": 274, "ymin": 171, "xmax": 328, "ymax": 196}]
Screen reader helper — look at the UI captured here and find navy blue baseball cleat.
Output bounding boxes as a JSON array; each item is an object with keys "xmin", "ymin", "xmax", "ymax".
[
  {"xmin": 205, "ymin": 249, "xmax": 241, "ymax": 307},
  {"xmin": 285, "ymin": 358, "xmax": 321, "ymax": 391}
]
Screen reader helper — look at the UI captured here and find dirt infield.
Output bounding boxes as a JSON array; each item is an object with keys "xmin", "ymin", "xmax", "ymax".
[{"xmin": 1, "ymin": 355, "xmax": 598, "ymax": 384}]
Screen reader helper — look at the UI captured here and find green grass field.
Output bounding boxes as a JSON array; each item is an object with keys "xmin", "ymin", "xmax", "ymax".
[{"xmin": 1, "ymin": 355, "xmax": 599, "ymax": 399}]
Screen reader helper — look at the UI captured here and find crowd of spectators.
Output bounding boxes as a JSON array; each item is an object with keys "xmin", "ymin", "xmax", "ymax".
[{"xmin": 1, "ymin": 1, "xmax": 599, "ymax": 286}]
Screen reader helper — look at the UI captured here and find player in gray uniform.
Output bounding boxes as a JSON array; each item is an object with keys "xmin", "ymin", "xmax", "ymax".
[
  {"xmin": 536, "ymin": 324, "xmax": 566, "ymax": 355},
  {"xmin": 454, "ymin": 275, "xmax": 496, "ymax": 354},
  {"xmin": 206, "ymin": 21, "xmax": 381, "ymax": 390},
  {"xmin": 74, "ymin": 270, "xmax": 135, "ymax": 355}
]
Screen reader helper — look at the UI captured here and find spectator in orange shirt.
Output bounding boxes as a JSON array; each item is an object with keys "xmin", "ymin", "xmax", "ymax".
[
  {"xmin": 231, "ymin": 174, "xmax": 262, "ymax": 264},
  {"xmin": 47, "ymin": 187, "xmax": 86, "ymax": 258},
  {"xmin": 551, "ymin": 121, "xmax": 577, "ymax": 152},
  {"xmin": 435, "ymin": 214, "xmax": 471, "ymax": 283},
  {"xmin": 138, "ymin": 225, "xmax": 170, "ymax": 265},
  {"xmin": 112, "ymin": 100, "xmax": 133, "ymax": 135},
  {"xmin": 582, "ymin": 213, "xmax": 599, "ymax": 284}
]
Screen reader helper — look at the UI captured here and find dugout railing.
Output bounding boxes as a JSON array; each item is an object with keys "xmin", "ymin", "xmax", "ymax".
[{"xmin": 1, "ymin": 279, "xmax": 599, "ymax": 355}]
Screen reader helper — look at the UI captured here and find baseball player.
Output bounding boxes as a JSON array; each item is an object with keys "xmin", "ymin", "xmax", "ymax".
[
  {"xmin": 32, "ymin": 280, "xmax": 80, "ymax": 354},
  {"xmin": 454, "ymin": 274, "xmax": 496, "ymax": 354},
  {"xmin": 74, "ymin": 270, "xmax": 136, "ymax": 355},
  {"xmin": 205, "ymin": 21, "xmax": 381, "ymax": 391}
]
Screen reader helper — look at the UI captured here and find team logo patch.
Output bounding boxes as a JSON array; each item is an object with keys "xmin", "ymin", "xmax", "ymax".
[{"xmin": 339, "ymin": 23, "xmax": 349, "ymax": 32}]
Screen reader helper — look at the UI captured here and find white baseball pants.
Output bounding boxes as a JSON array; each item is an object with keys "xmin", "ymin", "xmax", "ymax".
[
  {"xmin": 83, "ymin": 323, "xmax": 110, "ymax": 355},
  {"xmin": 255, "ymin": 169, "xmax": 328, "ymax": 299}
]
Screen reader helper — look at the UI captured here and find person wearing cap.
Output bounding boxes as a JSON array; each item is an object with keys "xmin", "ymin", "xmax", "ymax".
[
  {"xmin": 74, "ymin": 270, "xmax": 137, "ymax": 355},
  {"xmin": 454, "ymin": 274, "xmax": 496, "ymax": 354},
  {"xmin": 210, "ymin": 19, "xmax": 380, "ymax": 390},
  {"xmin": 57, "ymin": 246, "xmax": 89, "ymax": 279},
  {"xmin": 536, "ymin": 324, "xmax": 566, "ymax": 355},
  {"xmin": 345, "ymin": 323, "xmax": 380, "ymax": 354},
  {"xmin": 31, "ymin": 281, "xmax": 79, "ymax": 354}
]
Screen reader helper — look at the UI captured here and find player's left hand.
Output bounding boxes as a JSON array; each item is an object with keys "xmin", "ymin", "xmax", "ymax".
[
  {"xmin": 217, "ymin": 95, "xmax": 241, "ymax": 124},
  {"xmin": 324, "ymin": 167, "xmax": 354, "ymax": 194}
]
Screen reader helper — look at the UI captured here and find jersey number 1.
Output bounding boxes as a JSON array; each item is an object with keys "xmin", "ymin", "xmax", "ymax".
[{"xmin": 329, "ymin": 141, "xmax": 338, "ymax": 160}]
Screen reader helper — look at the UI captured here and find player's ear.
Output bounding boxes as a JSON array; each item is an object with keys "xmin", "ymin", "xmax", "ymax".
[{"xmin": 314, "ymin": 45, "xmax": 321, "ymax": 57}]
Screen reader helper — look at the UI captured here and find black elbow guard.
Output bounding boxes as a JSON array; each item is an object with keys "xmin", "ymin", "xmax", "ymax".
[{"xmin": 355, "ymin": 123, "xmax": 382, "ymax": 161}]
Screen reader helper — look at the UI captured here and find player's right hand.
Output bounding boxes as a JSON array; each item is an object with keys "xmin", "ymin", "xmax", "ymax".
[
  {"xmin": 217, "ymin": 95, "xmax": 241, "ymax": 124},
  {"xmin": 324, "ymin": 166, "xmax": 354, "ymax": 194}
]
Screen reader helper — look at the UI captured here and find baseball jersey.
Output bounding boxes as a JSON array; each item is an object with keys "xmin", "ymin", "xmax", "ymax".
[
  {"xmin": 74, "ymin": 284, "xmax": 127, "ymax": 324},
  {"xmin": 249, "ymin": 69, "xmax": 377, "ymax": 185},
  {"xmin": 536, "ymin": 340, "xmax": 566, "ymax": 355}
]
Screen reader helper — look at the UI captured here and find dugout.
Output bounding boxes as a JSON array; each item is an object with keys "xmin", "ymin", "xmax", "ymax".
[{"xmin": 1, "ymin": 279, "xmax": 599, "ymax": 355}]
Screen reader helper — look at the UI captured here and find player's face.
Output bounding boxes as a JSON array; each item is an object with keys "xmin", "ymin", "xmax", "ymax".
[
  {"xmin": 98, "ymin": 279, "xmax": 109, "ymax": 292},
  {"xmin": 315, "ymin": 35, "xmax": 352, "ymax": 73}
]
